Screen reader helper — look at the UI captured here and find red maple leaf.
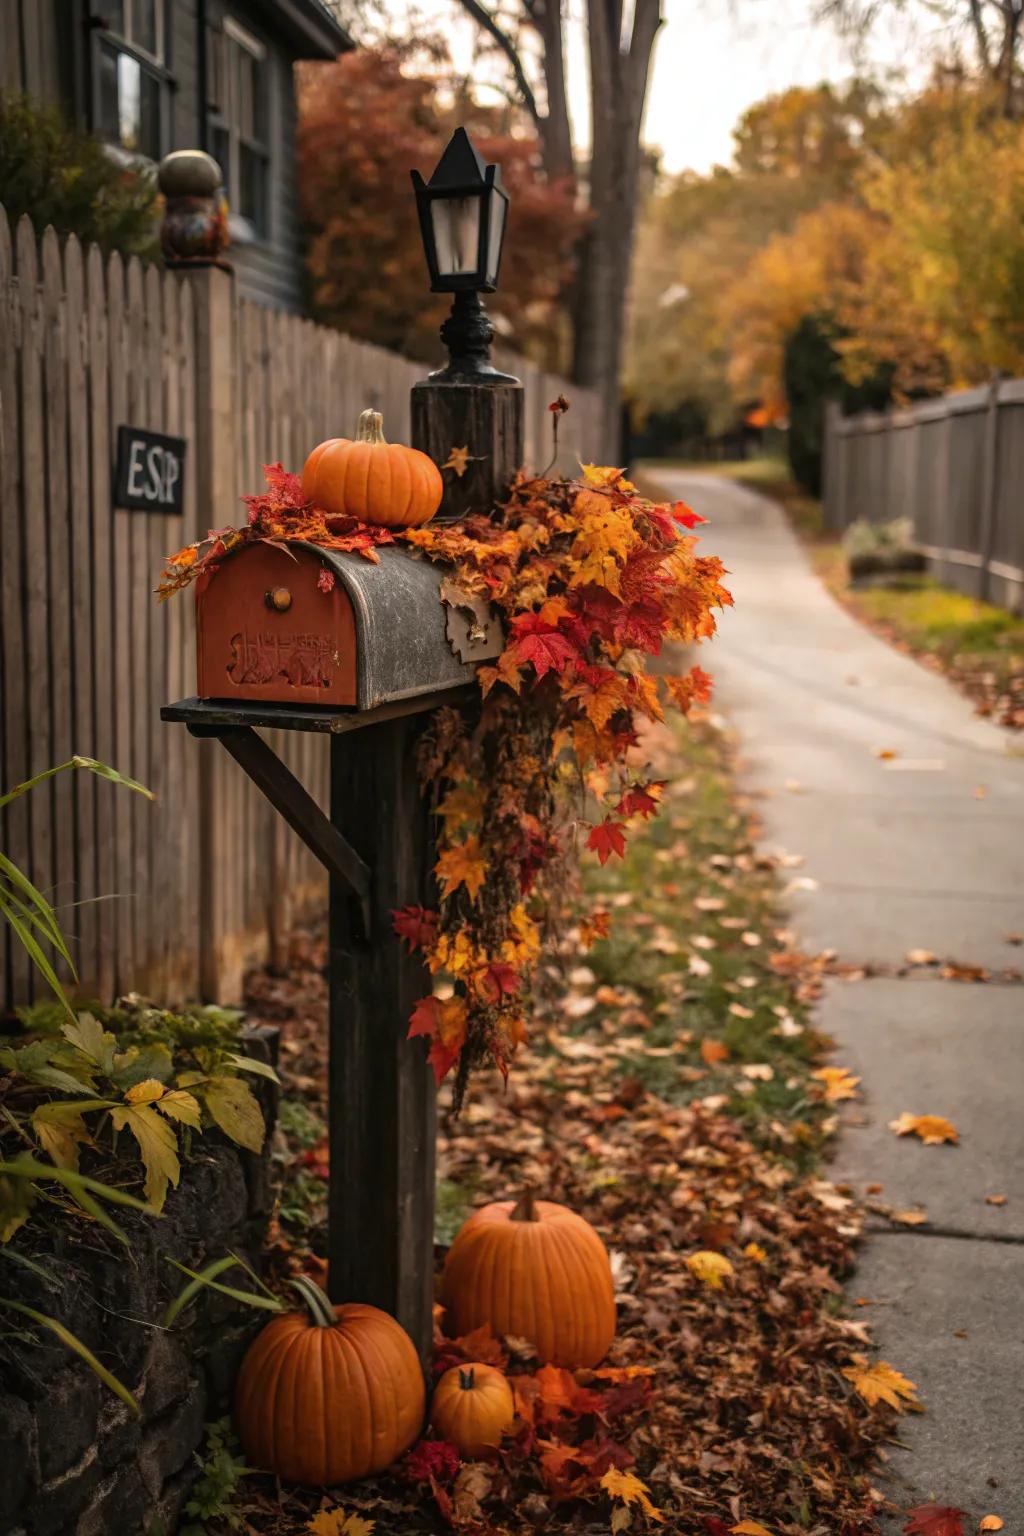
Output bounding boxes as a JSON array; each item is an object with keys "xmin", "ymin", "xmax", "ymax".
[
  {"xmin": 399, "ymin": 1439, "xmax": 460, "ymax": 1485},
  {"xmin": 586, "ymin": 818, "xmax": 627, "ymax": 865},
  {"xmin": 392, "ymin": 905, "xmax": 438, "ymax": 953},
  {"xmin": 407, "ymin": 995, "xmax": 441, "ymax": 1040},
  {"xmin": 903, "ymin": 1508, "xmax": 968, "ymax": 1536},
  {"xmin": 616, "ymin": 781, "xmax": 665, "ymax": 820},
  {"xmin": 673, "ymin": 499, "xmax": 707, "ymax": 528},
  {"xmin": 426, "ymin": 1036, "xmax": 461, "ymax": 1086},
  {"xmin": 507, "ymin": 613, "xmax": 580, "ymax": 680},
  {"xmin": 477, "ymin": 962, "xmax": 522, "ymax": 1002}
]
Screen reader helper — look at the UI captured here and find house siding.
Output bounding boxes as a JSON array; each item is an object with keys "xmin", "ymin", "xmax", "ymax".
[{"xmin": 1, "ymin": 0, "xmax": 341, "ymax": 316}]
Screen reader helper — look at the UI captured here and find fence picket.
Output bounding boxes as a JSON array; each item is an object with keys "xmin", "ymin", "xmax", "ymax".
[{"xmin": 107, "ymin": 249, "xmax": 134, "ymax": 990}]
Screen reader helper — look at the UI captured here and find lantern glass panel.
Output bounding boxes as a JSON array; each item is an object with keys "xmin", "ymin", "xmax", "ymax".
[
  {"xmin": 486, "ymin": 189, "xmax": 506, "ymax": 286},
  {"xmin": 431, "ymin": 194, "xmax": 483, "ymax": 278}
]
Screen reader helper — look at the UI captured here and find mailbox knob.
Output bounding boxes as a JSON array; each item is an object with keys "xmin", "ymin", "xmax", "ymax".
[{"xmin": 266, "ymin": 586, "xmax": 292, "ymax": 613}]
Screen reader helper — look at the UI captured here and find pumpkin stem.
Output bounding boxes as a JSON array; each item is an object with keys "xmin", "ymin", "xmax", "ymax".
[
  {"xmin": 289, "ymin": 1275, "xmax": 337, "ymax": 1328},
  {"xmin": 510, "ymin": 1188, "xmax": 538, "ymax": 1223},
  {"xmin": 356, "ymin": 408, "xmax": 387, "ymax": 445},
  {"xmin": 458, "ymin": 1366, "xmax": 476, "ymax": 1391}
]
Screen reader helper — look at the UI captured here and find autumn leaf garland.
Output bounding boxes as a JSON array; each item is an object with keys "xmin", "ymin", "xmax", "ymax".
[
  {"xmin": 159, "ymin": 455, "xmax": 731, "ymax": 1103},
  {"xmin": 396, "ymin": 463, "xmax": 731, "ymax": 1102}
]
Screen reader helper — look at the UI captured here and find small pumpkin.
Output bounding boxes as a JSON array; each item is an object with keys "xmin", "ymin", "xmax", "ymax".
[
  {"xmin": 431, "ymin": 1362, "xmax": 515, "ymax": 1456},
  {"xmin": 440, "ymin": 1190, "xmax": 616, "ymax": 1369},
  {"xmin": 234, "ymin": 1276, "xmax": 424, "ymax": 1485},
  {"xmin": 301, "ymin": 409, "xmax": 442, "ymax": 529}
]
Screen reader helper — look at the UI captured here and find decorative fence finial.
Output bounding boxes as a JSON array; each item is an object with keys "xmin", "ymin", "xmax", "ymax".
[{"xmin": 158, "ymin": 150, "xmax": 230, "ymax": 268}]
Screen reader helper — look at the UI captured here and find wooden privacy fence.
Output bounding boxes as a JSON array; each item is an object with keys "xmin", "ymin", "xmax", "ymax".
[
  {"xmin": 823, "ymin": 384, "xmax": 1024, "ymax": 614},
  {"xmin": 0, "ymin": 205, "xmax": 600, "ymax": 1011}
]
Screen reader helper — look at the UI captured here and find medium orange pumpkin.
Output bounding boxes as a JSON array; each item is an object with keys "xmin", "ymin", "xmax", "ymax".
[
  {"xmin": 431, "ymin": 1362, "xmax": 515, "ymax": 1456},
  {"xmin": 233, "ymin": 1276, "xmax": 425, "ymax": 1485},
  {"xmin": 301, "ymin": 408, "xmax": 442, "ymax": 528},
  {"xmin": 440, "ymin": 1191, "xmax": 616, "ymax": 1369}
]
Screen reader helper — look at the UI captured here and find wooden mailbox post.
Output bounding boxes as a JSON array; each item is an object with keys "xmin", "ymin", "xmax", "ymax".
[{"xmin": 162, "ymin": 129, "xmax": 524, "ymax": 1368}]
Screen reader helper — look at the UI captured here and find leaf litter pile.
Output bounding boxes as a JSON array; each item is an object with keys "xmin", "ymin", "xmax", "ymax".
[{"xmin": 236, "ymin": 711, "xmax": 932, "ymax": 1536}]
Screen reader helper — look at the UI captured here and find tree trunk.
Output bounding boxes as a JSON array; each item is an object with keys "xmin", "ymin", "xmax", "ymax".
[{"xmin": 572, "ymin": 0, "xmax": 662, "ymax": 449}]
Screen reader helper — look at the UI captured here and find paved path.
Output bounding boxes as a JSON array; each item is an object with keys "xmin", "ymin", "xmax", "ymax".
[{"xmin": 656, "ymin": 471, "xmax": 1024, "ymax": 1524}]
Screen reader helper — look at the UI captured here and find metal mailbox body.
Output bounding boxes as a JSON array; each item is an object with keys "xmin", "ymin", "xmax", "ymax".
[{"xmin": 196, "ymin": 541, "xmax": 500, "ymax": 711}]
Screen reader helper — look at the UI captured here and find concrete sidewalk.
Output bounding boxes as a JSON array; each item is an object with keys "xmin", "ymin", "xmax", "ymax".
[{"xmin": 657, "ymin": 471, "xmax": 1024, "ymax": 1523}]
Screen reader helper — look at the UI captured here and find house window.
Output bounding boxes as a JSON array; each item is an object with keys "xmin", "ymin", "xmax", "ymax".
[
  {"xmin": 92, "ymin": 0, "xmax": 167, "ymax": 162},
  {"xmin": 208, "ymin": 18, "xmax": 270, "ymax": 239}
]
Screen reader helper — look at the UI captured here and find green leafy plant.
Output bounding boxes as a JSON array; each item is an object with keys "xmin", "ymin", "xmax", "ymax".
[
  {"xmin": 1, "ymin": 1002, "xmax": 277, "ymax": 1214},
  {"xmin": 180, "ymin": 1418, "xmax": 255, "ymax": 1535},
  {"xmin": 1, "ymin": 756, "xmax": 152, "ymax": 1012},
  {"xmin": 0, "ymin": 92, "xmax": 159, "ymax": 255}
]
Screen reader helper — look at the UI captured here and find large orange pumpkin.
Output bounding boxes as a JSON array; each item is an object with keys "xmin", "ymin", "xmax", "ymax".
[
  {"xmin": 440, "ymin": 1191, "xmax": 616, "ymax": 1369},
  {"xmin": 301, "ymin": 408, "xmax": 442, "ymax": 528},
  {"xmin": 431, "ymin": 1362, "xmax": 515, "ymax": 1456},
  {"xmin": 234, "ymin": 1276, "xmax": 425, "ymax": 1485}
]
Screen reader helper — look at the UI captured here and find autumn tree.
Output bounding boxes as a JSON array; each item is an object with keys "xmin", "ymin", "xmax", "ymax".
[
  {"xmin": 819, "ymin": 0, "xmax": 1024, "ymax": 115},
  {"xmin": 626, "ymin": 84, "xmax": 881, "ymax": 436},
  {"xmin": 451, "ymin": 0, "xmax": 663, "ymax": 447},
  {"xmin": 296, "ymin": 43, "xmax": 582, "ymax": 366}
]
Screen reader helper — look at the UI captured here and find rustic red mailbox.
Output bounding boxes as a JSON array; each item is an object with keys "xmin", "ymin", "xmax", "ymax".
[{"xmin": 196, "ymin": 542, "xmax": 499, "ymax": 710}]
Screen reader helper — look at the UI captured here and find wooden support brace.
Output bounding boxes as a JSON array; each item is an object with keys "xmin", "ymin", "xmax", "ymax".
[{"xmin": 186, "ymin": 723, "xmax": 372, "ymax": 937}]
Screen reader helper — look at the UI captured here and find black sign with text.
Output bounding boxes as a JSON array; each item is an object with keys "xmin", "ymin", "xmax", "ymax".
[{"xmin": 114, "ymin": 426, "xmax": 187, "ymax": 513}]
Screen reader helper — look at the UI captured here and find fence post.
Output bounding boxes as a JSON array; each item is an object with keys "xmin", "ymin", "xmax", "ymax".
[
  {"xmin": 977, "ymin": 374, "xmax": 1001, "ymax": 604},
  {"xmin": 183, "ymin": 263, "xmax": 241, "ymax": 1004}
]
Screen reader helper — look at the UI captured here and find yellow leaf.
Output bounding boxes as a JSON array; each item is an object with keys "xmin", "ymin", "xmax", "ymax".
[
  {"xmin": 842, "ymin": 1356, "xmax": 919, "ymax": 1410},
  {"xmin": 811, "ymin": 1066, "xmax": 861, "ymax": 1102},
  {"xmin": 437, "ymin": 782, "xmax": 486, "ymax": 834},
  {"xmin": 889, "ymin": 1112, "xmax": 959, "ymax": 1145},
  {"xmin": 979, "ymin": 1517, "xmax": 1004, "ymax": 1531},
  {"xmin": 201, "ymin": 1076, "xmax": 265, "ymax": 1153},
  {"xmin": 156, "ymin": 1090, "xmax": 202, "ymax": 1129},
  {"xmin": 441, "ymin": 445, "xmax": 472, "ymax": 478},
  {"xmin": 109, "ymin": 1102, "xmax": 180, "ymax": 1210},
  {"xmin": 31, "ymin": 1103, "xmax": 92, "ymax": 1171},
  {"xmin": 435, "ymin": 835, "xmax": 488, "ymax": 902},
  {"xmin": 732, "ymin": 1523, "xmax": 774, "ymax": 1536},
  {"xmin": 743, "ymin": 1242, "xmax": 767, "ymax": 1264},
  {"xmin": 306, "ymin": 1509, "xmax": 376, "ymax": 1536},
  {"xmin": 686, "ymin": 1250, "xmax": 735, "ymax": 1289},
  {"xmin": 62, "ymin": 1012, "xmax": 115, "ymax": 1073},
  {"xmin": 600, "ymin": 1467, "xmax": 665, "ymax": 1523},
  {"xmin": 125, "ymin": 1078, "xmax": 165, "ymax": 1104}
]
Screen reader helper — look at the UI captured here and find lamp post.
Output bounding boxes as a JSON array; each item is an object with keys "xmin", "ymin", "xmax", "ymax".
[
  {"xmin": 411, "ymin": 127, "xmax": 516, "ymax": 384},
  {"xmin": 410, "ymin": 129, "xmax": 524, "ymax": 517}
]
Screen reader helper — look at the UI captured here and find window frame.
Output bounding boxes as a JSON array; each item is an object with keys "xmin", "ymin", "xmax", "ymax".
[
  {"xmin": 206, "ymin": 14, "xmax": 272, "ymax": 245},
  {"xmin": 89, "ymin": 0, "xmax": 172, "ymax": 164}
]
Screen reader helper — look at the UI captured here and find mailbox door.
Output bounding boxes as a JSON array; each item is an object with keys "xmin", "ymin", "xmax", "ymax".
[{"xmin": 197, "ymin": 543, "xmax": 357, "ymax": 706}]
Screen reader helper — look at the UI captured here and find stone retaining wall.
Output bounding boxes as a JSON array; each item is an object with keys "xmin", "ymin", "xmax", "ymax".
[{"xmin": 0, "ymin": 1030, "xmax": 278, "ymax": 1536}]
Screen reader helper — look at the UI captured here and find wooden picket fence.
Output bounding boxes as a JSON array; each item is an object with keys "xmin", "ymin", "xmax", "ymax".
[
  {"xmin": 823, "ymin": 386, "xmax": 1024, "ymax": 614},
  {"xmin": 0, "ymin": 205, "xmax": 600, "ymax": 1009}
]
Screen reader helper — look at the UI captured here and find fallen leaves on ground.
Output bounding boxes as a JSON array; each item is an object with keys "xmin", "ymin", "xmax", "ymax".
[
  {"xmin": 811, "ymin": 1066, "xmax": 861, "ymax": 1102},
  {"xmin": 903, "ymin": 1504, "xmax": 968, "ymax": 1536},
  {"xmin": 843, "ymin": 1357, "xmax": 919, "ymax": 1411},
  {"xmin": 239, "ymin": 715, "xmax": 924, "ymax": 1535},
  {"xmin": 306, "ymin": 1509, "xmax": 376, "ymax": 1535},
  {"xmin": 889, "ymin": 1113, "xmax": 960, "ymax": 1146}
]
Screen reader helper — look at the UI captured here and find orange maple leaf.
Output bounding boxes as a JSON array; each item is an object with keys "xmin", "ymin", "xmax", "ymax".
[
  {"xmin": 889, "ymin": 1112, "xmax": 959, "ymax": 1145},
  {"xmin": 811, "ymin": 1066, "xmax": 861, "ymax": 1102},
  {"xmin": 701, "ymin": 1039, "xmax": 730, "ymax": 1066},
  {"xmin": 441, "ymin": 445, "xmax": 478, "ymax": 478},
  {"xmin": 843, "ymin": 1356, "xmax": 919, "ymax": 1410},
  {"xmin": 579, "ymin": 908, "xmax": 612, "ymax": 949},
  {"xmin": 600, "ymin": 1468, "xmax": 666, "ymax": 1524},
  {"xmin": 435, "ymin": 836, "xmax": 488, "ymax": 901}
]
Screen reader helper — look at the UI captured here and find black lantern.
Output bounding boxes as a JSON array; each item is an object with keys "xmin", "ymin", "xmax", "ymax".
[{"xmin": 411, "ymin": 128, "xmax": 515, "ymax": 383}]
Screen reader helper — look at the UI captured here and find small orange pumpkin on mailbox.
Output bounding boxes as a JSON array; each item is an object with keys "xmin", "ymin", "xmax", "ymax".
[{"xmin": 302, "ymin": 408, "xmax": 442, "ymax": 529}]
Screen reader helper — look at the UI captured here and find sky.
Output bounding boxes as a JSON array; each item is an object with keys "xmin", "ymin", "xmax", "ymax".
[{"xmin": 424, "ymin": 0, "xmax": 932, "ymax": 176}]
